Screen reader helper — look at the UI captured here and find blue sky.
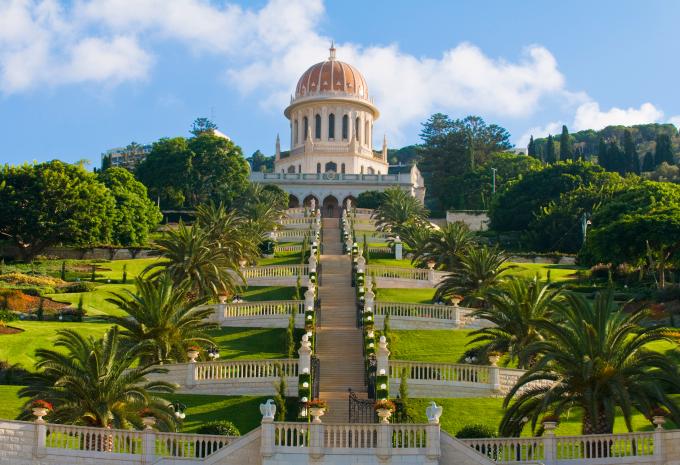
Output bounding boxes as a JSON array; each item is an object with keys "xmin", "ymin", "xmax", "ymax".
[{"xmin": 1, "ymin": 0, "xmax": 679, "ymax": 167}]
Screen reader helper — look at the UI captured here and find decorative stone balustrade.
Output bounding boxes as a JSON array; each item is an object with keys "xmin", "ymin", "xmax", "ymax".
[
  {"xmin": 368, "ymin": 245, "xmax": 392, "ymax": 254},
  {"xmin": 390, "ymin": 360, "xmax": 491, "ymax": 384},
  {"xmin": 279, "ymin": 217, "xmax": 315, "ymax": 225},
  {"xmin": 372, "ymin": 302, "xmax": 493, "ymax": 330},
  {"xmin": 274, "ymin": 229, "xmax": 313, "ymax": 241},
  {"xmin": 194, "ymin": 359, "xmax": 299, "ymax": 381},
  {"xmin": 284, "ymin": 207, "xmax": 308, "ymax": 217},
  {"xmin": 365, "ymin": 265, "xmax": 447, "ymax": 288},
  {"xmin": 274, "ymin": 244, "xmax": 303, "ymax": 253},
  {"xmin": 235, "ymin": 264, "xmax": 310, "ymax": 285}
]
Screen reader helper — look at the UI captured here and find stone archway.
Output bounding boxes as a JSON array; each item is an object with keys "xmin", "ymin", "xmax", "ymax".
[
  {"xmin": 322, "ymin": 195, "xmax": 340, "ymax": 218},
  {"xmin": 303, "ymin": 195, "xmax": 319, "ymax": 210},
  {"xmin": 288, "ymin": 195, "xmax": 300, "ymax": 208},
  {"xmin": 343, "ymin": 195, "xmax": 357, "ymax": 211}
]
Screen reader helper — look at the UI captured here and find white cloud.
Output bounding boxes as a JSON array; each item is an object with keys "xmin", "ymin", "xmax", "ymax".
[
  {"xmin": 667, "ymin": 115, "xmax": 680, "ymax": 129},
  {"xmin": 572, "ymin": 101, "xmax": 664, "ymax": 131},
  {"xmin": 518, "ymin": 121, "xmax": 563, "ymax": 147}
]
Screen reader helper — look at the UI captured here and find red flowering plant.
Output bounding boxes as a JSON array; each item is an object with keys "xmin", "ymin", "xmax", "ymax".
[
  {"xmin": 187, "ymin": 345, "xmax": 201, "ymax": 352},
  {"xmin": 307, "ymin": 399, "xmax": 328, "ymax": 410},
  {"xmin": 139, "ymin": 408, "xmax": 155, "ymax": 418},
  {"xmin": 32, "ymin": 400, "xmax": 53, "ymax": 410},
  {"xmin": 650, "ymin": 407, "xmax": 670, "ymax": 418},
  {"xmin": 374, "ymin": 399, "xmax": 396, "ymax": 412}
]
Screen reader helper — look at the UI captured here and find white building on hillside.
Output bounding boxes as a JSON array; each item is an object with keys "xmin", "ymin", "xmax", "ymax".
[{"xmin": 251, "ymin": 45, "xmax": 425, "ymax": 217}]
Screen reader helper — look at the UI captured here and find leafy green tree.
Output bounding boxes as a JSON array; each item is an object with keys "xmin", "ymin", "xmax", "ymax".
[
  {"xmin": 527, "ymin": 135, "xmax": 536, "ymax": 158},
  {"xmin": 19, "ymin": 327, "xmax": 177, "ymax": 430},
  {"xmin": 470, "ymin": 277, "xmax": 563, "ymax": 368},
  {"xmin": 642, "ymin": 151, "xmax": 655, "ymax": 172},
  {"xmin": 418, "ymin": 114, "xmax": 512, "ymax": 211},
  {"xmin": 356, "ymin": 191, "xmax": 384, "ymax": 209},
  {"xmin": 248, "ymin": 150, "xmax": 274, "ymax": 172},
  {"xmin": 654, "ymin": 133, "xmax": 674, "ymax": 166},
  {"xmin": 435, "ymin": 245, "xmax": 512, "ymax": 304},
  {"xmin": 190, "ymin": 117, "xmax": 218, "ymax": 136},
  {"xmin": 143, "ymin": 222, "xmax": 242, "ymax": 299},
  {"xmin": 544, "ymin": 135, "xmax": 557, "ymax": 163},
  {"xmin": 410, "ymin": 222, "xmax": 475, "ymax": 271},
  {"xmin": 0, "ymin": 161, "xmax": 115, "ymax": 261},
  {"xmin": 135, "ymin": 137, "xmax": 191, "ymax": 208},
  {"xmin": 373, "ymin": 187, "xmax": 428, "ymax": 238},
  {"xmin": 99, "ymin": 168, "xmax": 162, "ymax": 246},
  {"xmin": 559, "ymin": 125, "xmax": 573, "ymax": 161},
  {"xmin": 107, "ymin": 276, "xmax": 215, "ymax": 365},
  {"xmin": 489, "ymin": 161, "xmax": 612, "ymax": 232},
  {"xmin": 501, "ymin": 292, "xmax": 680, "ymax": 436},
  {"xmin": 596, "ymin": 137, "xmax": 608, "ymax": 169}
]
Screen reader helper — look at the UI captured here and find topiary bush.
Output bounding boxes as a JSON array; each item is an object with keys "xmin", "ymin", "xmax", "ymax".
[
  {"xmin": 455, "ymin": 424, "xmax": 497, "ymax": 439},
  {"xmin": 196, "ymin": 421, "xmax": 240, "ymax": 436}
]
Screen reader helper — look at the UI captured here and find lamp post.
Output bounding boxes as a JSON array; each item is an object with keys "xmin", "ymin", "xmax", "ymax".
[
  {"xmin": 580, "ymin": 213, "xmax": 592, "ymax": 244},
  {"xmin": 491, "ymin": 168, "xmax": 497, "ymax": 195}
]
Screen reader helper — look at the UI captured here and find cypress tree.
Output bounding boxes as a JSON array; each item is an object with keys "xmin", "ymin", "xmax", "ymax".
[
  {"xmin": 559, "ymin": 125, "xmax": 573, "ymax": 161},
  {"xmin": 642, "ymin": 151, "xmax": 655, "ymax": 172},
  {"xmin": 608, "ymin": 142, "xmax": 625, "ymax": 174},
  {"xmin": 597, "ymin": 138, "xmax": 609, "ymax": 170},
  {"xmin": 654, "ymin": 133, "xmax": 674, "ymax": 166},
  {"xmin": 527, "ymin": 135, "xmax": 536, "ymax": 158},
  {"xmin": 545, "ymin": 135, "xmax": 557, "ymax": 163},
  {"xmin": 623, "ymin": 130, "xmax": 639, "ymax": 174}
]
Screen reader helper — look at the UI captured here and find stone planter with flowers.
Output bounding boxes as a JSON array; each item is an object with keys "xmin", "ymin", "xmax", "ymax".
[
  {"xmin": 374, "ymin": 399, "xmax": 396, "ymax": 424},
  {"xmin": 307, "ymin": 399, "xmax": 328, "ymax": 423},
  {"xmin": 31, "ymin": 400, "xmax": 53, "ymax": 422}
]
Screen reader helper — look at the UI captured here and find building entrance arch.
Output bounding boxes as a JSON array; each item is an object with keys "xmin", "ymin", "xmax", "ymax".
[
  {"xmin": 322, "ymin": 195, "xmax": 340, "ymax": 218},
  {"xmin": 288, "ymin": 195, "xmax": 300, "ymax": 208},
  {"xmin": 303, "ymin": 195, "xmax": 319, "ymax": 210}
]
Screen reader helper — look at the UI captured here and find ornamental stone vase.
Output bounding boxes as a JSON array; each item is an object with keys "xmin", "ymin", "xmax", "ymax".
[
  {"xmin": 187, "ymin": 350, "xmax": 199, "ymax": 362},
  {"xmin": 653, "ymin": 416, "xmax": 666, "ymax": 430},
  {"xmin": 376, "ymin": 408, "xmax": 392, "ymax": 424},
  {"xmin": 32, "ymin": 408, "xmax": 48, "ymax": 423},
  {"xmin": 309, "ymin": 407, "xmax": 326, "ymax": 423},
  {"xmin": 142, "ymin": 416, "xmax": 156, "ymax": 430}
]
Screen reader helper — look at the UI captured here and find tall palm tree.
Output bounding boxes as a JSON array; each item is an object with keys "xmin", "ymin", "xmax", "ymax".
[
  {"xmin": 469, "ymin": 277, "xmax": 564, "ymax": 368},
  {"xmin": 411, "ymin": 222, "xmax": 475, "ymax": 270},
  {"xmin": 373, "ymin": 187, "xmax": 429, "ymax": 238},
  {"xmin": 501, "ymin": 291, "xmax": 680, "ymax": 436},
  {"xmin": 143, "ymin": 221, "xmax": 242, "ymax": 298},
  {"xmin": 19, "ymin": 327, "xmax": 177, "ymax": 431},
  {"xmin": 106, "ymin": 275, "xmax": 216, "ymax": 365},
  {"xmin": 435, "ymin": 245, "xmax": 512, "ymax": 304},
  {"xmin": 195, "ymin": 202, "xmax": 260, "ymax": 264}
]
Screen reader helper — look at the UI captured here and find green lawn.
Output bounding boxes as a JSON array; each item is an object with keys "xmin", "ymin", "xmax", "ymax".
[
  {"xmin": 376, "ymin": 288, "xmax": 436, "ymax": 304},
  {"xmin": 505, "ymin": 262, "xmax": 583, "ymax": 282},
  {"xmin": 164, "ymin": 394, "xmax": 267, "ymax": 433},
  {"xmin": 46, "ymin": 283, "xmax": 136, "ymax": 317},
  {"xmin": 241, "ymin": 286, "xmax": 297, "ymax": 301},
  {"xmin": 407, "ymin": 398, "xmax": 674, "ymax": 436},
  {"xmin": 0, "ymin": 385, "xmax": 27, "ymax": 420},
  {"xmin": 209, "ymin": 328, "xmax": 290, "ymax": 360},
  {"xmin": 388, "ymin": 330, "xmax": 479, "ymax": 363},
  {"xmin": 257, "ymin": 256, "xmax": 302, "ymax": 266},
  {"xmin": 369, "ymin": 258, "xmax": 417, "ymax": 268},
  {"xmin": 0, "ymin": 321, "xmax": 112, "ymax": 368}
]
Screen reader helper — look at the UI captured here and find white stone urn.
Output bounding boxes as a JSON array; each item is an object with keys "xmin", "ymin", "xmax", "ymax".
[
  {"xmin": 32, "ymin": 408, "xmax": 49, "ymax": 423},
  {"xmin": 450, "ymin": 296, "xmax": 462, "ymax": 306},
  {"xmin": 653, "ymin": 416, "xmax": 666, "ymax": 430},
  {"xmin": 542, "ymin": 421, "xmax": 558, "ymax": 435},
  {"xmin": 309, "ymin": 407, "xmax": 326, "ymax": 423},
  {"xmin": 187, "ymin": 349, "xmax": 200, "ymax": 362},
  {"xmin": 142, "ymin": 416, "xmax": 156, "ymax": 430},
  {"xmin": 217, "ymin": 294, "xmax": 229, "ymax": 304},
  {"xmin": 488, "ymin": 354, "xmax": 501, "ymax": 366},
  {"xmin": 376, "ymin": 409, "xmax": 392, "ymax": 424}
]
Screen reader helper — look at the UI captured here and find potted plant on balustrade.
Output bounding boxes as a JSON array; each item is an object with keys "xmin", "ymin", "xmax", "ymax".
[
  {"xmin": 540, "ymin": 413, "xmax": 561, "ymax": 434},
  {"xmin": 487, "ymin": 351, "xmax": 502, "ymax": 366},
  {"xmin": 307, "ymin": 399, "xmax": 328, "ymax": 423},
  {"xmin": 374, "ymin": 399, "xmax": 396, "ymax": 424},
  {"xmin": 650, "ymin": 407, "xmax": 670, "ymax": 429},
  {"xmin": 187, "ymin": 345, "xmax": 201, "ymax": 362},
  {"xmin": 31, "ymin": 400, "xmax": 53, "ymax": 422},
  {"xmin": 139, "ymin": 408, "xmax": 157, "ymax": 430}
]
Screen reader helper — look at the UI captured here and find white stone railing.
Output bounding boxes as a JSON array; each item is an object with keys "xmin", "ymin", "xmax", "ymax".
[
  {"xmin": 284, "ymin": 207, "xmax": 308, "ymax": 217},
  {"xmin": 373, "ymin": 302, "xmax": 493, "ymax": 330},
  {"xmin": 241, "ymin": 264, "xmax": 309, "ymax": 279},
  {"xmin": 43, "ymin": 422, "xmax": 236, "ymax": 459},
  {"xmin": 354, "ymin": 208, "xmax": 374, "ymax": 215},
  {"xmin": 194, "ymin": 359, "xmax": 299, "ymax": 381},
  {"xmin": 221, "ymin": 300, "xmax": 305, "ymax": 319},
  {"xmin": 461, "ymin": 431, "xmax": 657, "ymax": 464},
  {"xmin": 276, "ymin": 229, "xmax": 312, "ymax": 239},
  {"xmin": 279, "ymin": 217, "xmax": 314, "ymax": 225},
  {"xmin": 274, "ymin": 244, "xmax": 303, "ymax": 253},
  {"xmin": 366, "ymin": 265, "xmax": 430, "ymax": 281},
  {"xmin": 390, "ymin": 360, "xmax": 491, "ymax": 384},
  {"xmin": 368, "ymin": 245, "xmax": 391, "ymax": 254}
]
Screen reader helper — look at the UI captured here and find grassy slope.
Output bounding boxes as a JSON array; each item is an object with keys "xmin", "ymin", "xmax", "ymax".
[
  {"xmin": 210, "ymin": 328, "xmax": 288, "ymax": 360},
  {"xmin": 389, "ymin": 330, "xmax": 479, "ymax": 363},
  {"xmin": 164, "ymin": 394, "xmax": 267, "ymax": 433},
  {"xmin": 506, "ymin": 262, "xmax": 584, "ymax": 282},
  {"xmin": 0, "ymin": 385, "xmax": 27, "ymax": 420},
  {"xmin": 376, "ymin": 288, "xmax": 436, "ymax": 303}
]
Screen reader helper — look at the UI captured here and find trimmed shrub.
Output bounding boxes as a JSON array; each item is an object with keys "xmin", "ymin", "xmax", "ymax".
[
  {"xmin": 456, "ymin": 424, "xmax": 497, "ymax": 439},
  {"xmin": 196, "ymin": 421, "xmax": 240, "ymax": 436}
]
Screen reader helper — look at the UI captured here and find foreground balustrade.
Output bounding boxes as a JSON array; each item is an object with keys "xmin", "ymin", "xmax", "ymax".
[
  {"xmin": 240, "ymin": 264, "xmax": 309, "ymax": 279},
  {"xmin": 193, "ymin": 358, "xmax": 299, "ymax": 382},
  {"xmin": 219, "ymin": 300, "xmax": 304, "ymax": 319}
]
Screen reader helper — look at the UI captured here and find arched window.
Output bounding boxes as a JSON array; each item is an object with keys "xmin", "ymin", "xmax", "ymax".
[
  {"xmin": 315, "ymin": 114, "xmax": 321, "ymax": 139},
  {"xmin": 328, "ymin": 113, "xmax": 335, "ymax": 139},
  {"xmin": 316, "ymin": 163, "xmax": 321, "ymax": 174},
  {"xmin": 367, "ymin": 167, "xmax": 375, "ymax": 174},
  {"xmin": 325, "ymin": 161, "xmax": 337, "ymax": 173},
  {"xmin": 294, "ymin": 120, "xmax": 299, "ymax": 144},
  {"xmin": 355, "ymin": 117, "xmax": 360, "ymax": 142},
  {"xmin": 342, "ymin": 115, "xmax": 349, "ymax": 140},
  {"xmin": 341, "ymin": 163, "xmax": 346, "ymax": 174},
  {"xmin": 364, "ymin": 121, "xmax": 369, "ymax": 145},
  {"xmin": 287, "ymin": 165, "xmax": 296, "ymax": 173},
  {"xmin": 303, "ymin": 117, "xmax": 309, "ymax": 139}
]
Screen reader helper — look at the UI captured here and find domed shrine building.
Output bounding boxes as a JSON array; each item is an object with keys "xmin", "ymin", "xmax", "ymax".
[{"xmin": 250, "ymin": 46, "xmax": 425, "ymax": 217}]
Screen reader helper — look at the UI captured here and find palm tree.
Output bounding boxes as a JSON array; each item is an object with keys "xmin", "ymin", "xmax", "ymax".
[
  {"xmin": 19, "ymin": 327, "xmax": 177, "ymax": 431},
  {"xmin": 106, "ymin": 275, "xmax": 216, "ymax": 365},
  {"xmin": 143, "ymin": 221, "xmax": 242, "ymax": 298},
  {"xmin": 195, "ymin": 202, "xmax": 260, "ymax": 264},
  {"xmin": 373, "ymin": 187, "xmax": 429, "ymax": 238},
  {"xmin": 411, "ymin": 222, "xmax": 475, "ymax": 270},
  {"xmin": 468, "ymin": 277, "xmax": 564, "ymax": 368},
  {"xmin": 435, "ymin": 245, "xmax": 512, "ymax": 304},
  {"xmin": 501, "ymin": 291, "xmax": 680, "ymax": 436}
]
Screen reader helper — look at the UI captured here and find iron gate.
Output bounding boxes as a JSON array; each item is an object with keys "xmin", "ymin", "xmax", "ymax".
[
  {"xmin": 348, "ymin": 389, "xmax": 377, "ymax": 423},
  {"xmin": 310, "ymin": 355, "xmax": 320, "ymax": 399}
]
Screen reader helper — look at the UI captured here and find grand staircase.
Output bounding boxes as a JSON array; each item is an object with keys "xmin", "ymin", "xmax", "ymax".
[{"xmin": 315, "ymin": 218, "xmax": 368, "ymax": 422}]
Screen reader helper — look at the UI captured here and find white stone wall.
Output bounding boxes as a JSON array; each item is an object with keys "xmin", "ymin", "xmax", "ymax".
[
  {"xmin": 446, "ymin": 211, "xmax": 490, "ymax": 232},
  {"xmin": 389, "ymin": 379, "xmax": 496, "ymax": 398}
]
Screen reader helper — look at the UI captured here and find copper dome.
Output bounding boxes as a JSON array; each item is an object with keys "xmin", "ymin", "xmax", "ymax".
[{"xmin": 294, "ymin": 46, "xmax": 369, "ymax": 100}]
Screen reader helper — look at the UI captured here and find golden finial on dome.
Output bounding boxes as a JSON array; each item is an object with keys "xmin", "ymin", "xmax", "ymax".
[{"xmin": 329, "ymin": 41, "xmax": 336, "ymax": 61}]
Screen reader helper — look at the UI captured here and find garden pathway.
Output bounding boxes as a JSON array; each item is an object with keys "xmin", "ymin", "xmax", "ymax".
[{"xmin": 316, "ymin": 217, "xmax": 367, "ymax": 422}]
